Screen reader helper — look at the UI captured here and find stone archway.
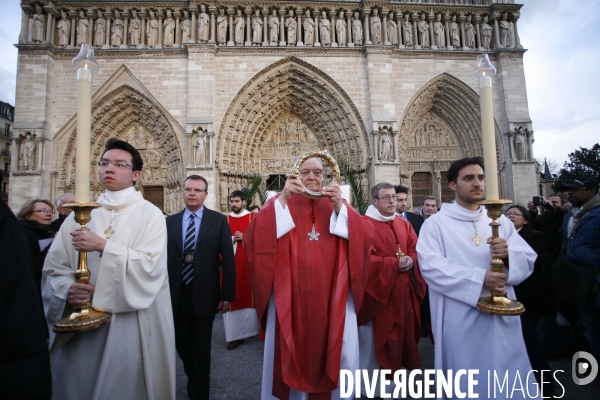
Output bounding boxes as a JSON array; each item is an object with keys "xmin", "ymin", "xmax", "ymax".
[
  {"xmin": 399, "ymin": 72, "xmax": 504, "ymax": 208},
  {"xmin": 215, "ymin": 56, "xmax": 370, "ymax": 211},
  {"xmin": 59, "ymin": 85, "xmax": 185, "ymax": 213}
]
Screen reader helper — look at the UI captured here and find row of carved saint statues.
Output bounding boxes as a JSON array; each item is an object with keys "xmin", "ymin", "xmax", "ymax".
[{"xmin": 23, "ymin": 4, "xmax": 520, "ymax": 50}]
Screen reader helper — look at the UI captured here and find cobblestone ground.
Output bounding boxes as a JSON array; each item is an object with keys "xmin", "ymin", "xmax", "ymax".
[{"xmin": 176, "ymin": 314, "xmax": 600, "ymax": 399}]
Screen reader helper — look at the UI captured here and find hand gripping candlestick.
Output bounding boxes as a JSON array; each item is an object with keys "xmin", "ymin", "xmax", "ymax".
[
  {"xmin": 473, "ymin": 54, "xmax": 524, "ymax": 316},
  {"xmin": 54, "ymin": 44, "xmax": 109, "ymax": 332}
]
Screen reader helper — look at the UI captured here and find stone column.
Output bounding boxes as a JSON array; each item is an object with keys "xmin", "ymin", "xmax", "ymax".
[
  {"xmin": 382, "ymin": 9, "xmax": 389, "ymax": 45},
  {"xmin": 371, "ymin": 130, "xmax": 379, "ymax": 164},
  {"xmin": 405, "ymin": 171, "xmax": 415, "ymax": 210},
  {"xmin": 45, "ymin": 9, "xmax": 55, "ymax": 45},
  {"xmin": 156, "ymin": 12, "xmax": 163, "ymax": 48},
  {"xmin": 261, "ymin": 8, "xmax": 268, "ymax": 46},
  {"xmin": 412, "ymin": 13, "xmax": 419, "ymax": 49},
  {"xmin": 87, "ymin": 12, "xmax": 94, "ymax": 45},
  {"xmin": 474, "ymin": 14, "xmax": 482, "ymax": 50},
  {"xmin": 314, "ymin": 11, "xmax": 320, "ymax": 46},
  {"xmin": 104, "ymin": 13, "xmax": 111, "ymax": 49},
  {"xmin": 279, "ymin": 8, "xmax": 286, "ymax": 46},
  {"xmin": 174, "ymin": 11, "xmax": 181, "ymax": 47},
  {"xmin": 244, "ymin": 8, "xmax": 252, "ymax": 46},
  {"xmin": 459, "ymin": 14, "xmax": 467, "ymax": 50},
  {"xmin": 209, "ymin": 6, "xmax": 216, "ymax": 44},
  {"xmin": 396, "ymin": 14, "xmax": 404, "ymax": 49},
  {"xmin": 513, "ymin": 14, "xmax": 522, "ymax": 48},
  {"xmin": 346, "ymin": 11, "xmax": 353, "ymax": 47},
  {"xmin": 19, "ymin": 7, "xmax": 30, "ymax": 43},
  {"xmin": 69, "ymin": 12, "xmax": 77, "ymax": 48},
  {"xmin": 227, "ymin": 8, "xmax": 234, "ymax": 46},
  {"xmin": 444, "ymin": 14, "xmax": 452, "ymax": 50},
  {"xmin": 364, "ymin": 9, "xmax": 371, "ymax": 45},
  {"xmin": 207, "ymin": 131, "xmax": 215, "ymax": 165},
  {"xmin": 140, "ymin": 11, "xmax": 146, "ymax": 47},
  {"xmin": 493, "ymin": 13, "xmax": 501, "ymax": 49},
  {"xmin": 428, "ymin": 12, "xmax": 435, "ymax": 49},
  {"xmin": 296, "ymin": 9, "xmax": 303, "ymax": 46},
  {"xmin": 190, "ymin": 9, "xmax": 196, "ymax": 43},
  {"xmin": 330, "ymin": 10, "xmax": 337, "ymax": 47},
  {"xmin": 392, "ymin": 129, "xmax": 399, "ymax": 162},
  {"xmin": 506, "ymin": 130, "xmax": 516, "ymax": 160},
  {"xmin": 122, "ymin": 13, "xmax": 129, "ymax": 48}
]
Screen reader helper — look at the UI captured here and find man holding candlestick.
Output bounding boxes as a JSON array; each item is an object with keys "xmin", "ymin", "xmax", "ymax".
[
  {"xmin": 42, "ymin": 139, "xmax": 175, "ymax": 400},
  {"xmin": 417, "ymin": 157, "xmax": 539, "ymax": 398}
]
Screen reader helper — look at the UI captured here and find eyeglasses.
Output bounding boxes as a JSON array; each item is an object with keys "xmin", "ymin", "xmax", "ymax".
[
  {"xmin": 98, "ymin": 161, "xmax": 135, "ymax": 170},
  {"xmin": 184, "ymin": 188, "xmax": 207, "ymax": 194},
  {"xmin": 376, "ymin": 195, "xmax": 398, "ymax": 202},
  {"xmin": 300, "ymin": 170, "xmax": 323, "ymax": 178},
  {"xmin": 33, "ymin": 209, "xmax": 55, "ymax": 214},
  {"xmin": 505, "ymin": 212, "xmax": 524, "ymax": 217}
]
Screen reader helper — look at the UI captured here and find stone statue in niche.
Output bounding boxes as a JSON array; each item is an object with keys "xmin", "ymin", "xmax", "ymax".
[
  {"xmin": 234, "ymin": 9, "xmax": 245, "ymax": 46},
  {"xmin": 269, "ymin": 9, "xmax": 279, "ymax": 45},
  {"xmin": 147, "ymin": 10, "xmax": 159, "ymax": 48},
  {"xmin": 198, "ymin": 5, "xmax": 210, "ymax": 42},
  {"xmin": 181, "ymin": 10, "xmax": 191, "ymax": 44},
  {"xmin": 194, "ymin": 133, "xmax": 207, "ymax": 166},
  {"xmin": 94, "ymin": 10, "xmax": 106, "ymax": 47},
  {"xmin": 32, "ymin": 5, "xmax": 45, "ymax": 43},
  {"xmin": 319, "ymin": 11, "xmax": 330, "ymax": 46},
  {"xmin": 336, "ymin": 11, "xmax": 346, "ymax": 46},
  {"xmin": 433, "ymin": 14, "xmax": 444, "ymax": 48},
  {"xmin": 57, "ymin": 10, "xmax": 70, "ymax": 48},
  {"xmin": 387, "ymin": 12, "xmax": 398, "ymax": 45},
  {"xmin": 112, "ymin": 12, "xmax": 124, "ymax": 47},
  {"xmin": 217, "ymin": 8, "xmax": 228, "ymax": 45},
  {"xmin": 464, "ymin": 15, "xmax": 476, "ymax": 49},
  {"xmin": 77, "ymin": 10, "xmax": 89, "ymax": 46},
  {"xmin": 252, "ymin": 9, "xmax": 263, "ymax": 45},
  {"xmin": 303, "ymin": 10, "xmax": 315, "ymax": 46},
  {"xmin": 514, "ymin": 126, "xmax": 528, "ymax": 160},
  {"xmin": 371, "ymin": 9, "xmax": 382, "ymax": 44},
  {"xmin": 164, "ymin": 10, "xmax": 176, "ymax": 47},
  {"xmin": 130, "ymin": 10, "xmax": 141, "ymax": 46},
  {"xmin": 480, "ymin": 15, "xmax": 492, "ymax": 49},
  {"xmin": 402, "ymin": 14, "xmax": 413, "ymax": 47},
  {"xmin": 449, "ymin": 15, "xmax": 460, "ymax": 48},
  {"xmin": 500, "ymin": 12, "xmax": 513, "ymax": 48},
  {"xmin": 352, "ymin": 12, "xmax": 363, "ymax": 46},
  {"xmin": 286, "ymin": 10, "xmax": 296, "ymax": 45},
  {"xmin": 379, "ymin": 130, "xmax": 393, "ymax": 162},
  {"xmin": 20, "ymin": 132, "xmax": 37, "ymax": 170},
  {"xmin": 418, "ymin": 13, "xmax": 430, "ymax": 48}
]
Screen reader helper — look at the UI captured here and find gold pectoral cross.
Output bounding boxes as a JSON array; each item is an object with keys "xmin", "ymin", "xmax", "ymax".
[
  {"xmin": 396, "ymin": 246, "xmax": 404, "ymax": 258},
  {"xmin": 472, "ymin": 234, "xmax": 482, "ymax": 246},
  {"xmin": 104, "ymin": 226, "xmax": 115, "ymax": 239}
]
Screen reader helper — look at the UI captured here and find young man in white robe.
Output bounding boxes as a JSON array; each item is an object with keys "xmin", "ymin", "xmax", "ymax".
[
  {"xmin": 417, "ymin": 157, "xmax": 540, "ymax": 399},
  {"xmin": 42, "ymin": 138, "xmax": 175, "ymax": 400}
]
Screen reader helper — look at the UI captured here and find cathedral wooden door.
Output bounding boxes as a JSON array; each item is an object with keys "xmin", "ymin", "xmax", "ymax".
[
  {"xmin": 411, "ymin": 172, "xmax": 432, "ymax": 209},
  {"xmin": 143, "ymin": 186, "xmax": 164, "ymax": 211}
]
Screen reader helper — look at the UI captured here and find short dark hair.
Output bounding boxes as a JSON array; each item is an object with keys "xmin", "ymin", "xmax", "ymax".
[
  {"xmin": 249, "ymin": 205, "xmax": 261, "ymax": 212},
  {"xmin": 547, "ymin": 194, "xmax": 565, "ymax": 205},
  {"xmin": 102, "ymin": 138, "xmax": 143, "ymax": 172},
  {"xmin": 371, "ymin": 182, "xmax": 394, "ymax": 199},
  {"xmin": 394, "ymin": 185, "xmax": 409, "ymax": 195},
  {"xmin": 447, "ymin": 157, "xmax": 484, "ymax": 183},
  {"xmin": 184, "ymin": 175, "xmax": 208, "ymax": 190},
  {"xmin": 230, "ymin": 190, "xmax": 246, "ymax": 201}
]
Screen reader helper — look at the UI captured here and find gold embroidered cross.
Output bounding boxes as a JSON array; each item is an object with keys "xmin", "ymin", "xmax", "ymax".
[{"xmin": 396, "ymin": 246, "xmax": 404, "ymax": 258}]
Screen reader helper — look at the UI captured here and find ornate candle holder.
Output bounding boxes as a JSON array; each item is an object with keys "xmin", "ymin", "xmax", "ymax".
[
  {"xmin": 53, "ymin": 202, "xmax": 110, "ymax": 332},
  {"xmin": 476, "ymin": 199, "xmax": 525, "ymax": 316}
]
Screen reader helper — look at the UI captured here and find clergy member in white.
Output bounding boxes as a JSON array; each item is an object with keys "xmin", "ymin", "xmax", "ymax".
[
  {"xmin": 417, "ymin": 157, "xmax": 538, "ymax": 399},
  {"xmin": 42, "ymin": 138, "xmax": 175, "ymax": 400}
]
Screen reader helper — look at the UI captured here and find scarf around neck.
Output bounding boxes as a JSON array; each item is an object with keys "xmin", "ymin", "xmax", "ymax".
[
  {"xmin": 365, "ymin": 204, "xmax": 396, "ymax": 222},
  {"xmin": 97, "ymin": 187, "xmax": 140, "ymax": 210},
  {"xmin": 439, "ymin": 201, "xmax": 487, "ymax": 222},
  {"xmin": 229, "ymin": 209, "xmax": 251, "ymax": 218}
]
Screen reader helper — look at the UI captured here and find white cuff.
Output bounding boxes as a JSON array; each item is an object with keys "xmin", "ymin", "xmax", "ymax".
[
  {"xmin": 275, "ymin": 199, "xmax": 296, "ymax": 239},
  {"xmin": 329, "ymin": 204, "xmax": 349, "ymax": 239}
]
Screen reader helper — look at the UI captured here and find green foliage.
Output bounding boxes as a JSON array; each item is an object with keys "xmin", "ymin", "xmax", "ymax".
[
  {"xmin": 241, "ymin": 174, "xmax": 266, "ymax": 210},
  {"xmin": 553, "ymin": 143, "xmax": 600, "ymax": 191},
  {"xmin": 338, "ymin": 157, "xmax": 370, "ymax": 215}
]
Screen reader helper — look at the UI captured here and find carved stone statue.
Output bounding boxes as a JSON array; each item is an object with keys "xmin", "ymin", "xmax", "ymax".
[
  {"xmin": 163, "ymin": 10, "xmax": 175, "ymax": 47},
  {"xmin": 234, "ymin": 9, "xmax": 245, "ymax": 45},
  {"xmin": 20, "ymin": 132, "xmax": 37, "ymax": 170},
  {"xmin": 76, "ymin": 10, "xmax": 89, "ymax": 46},
  {"xmin": 217, "ymin": 8, "xmax": 228, "ymax": 45},
  {"xmin": 198, "ymin": 5, "xmax": 210, "ymax": 42},
  {"xmin": 319, "ymin": 11, "xmax": 330, "ymax": 46},
  {"xmin": 449, "ymin": 15, "xmax": 460, "ymax": 48},
  {"xmin": 402, "ymin": 14, "xmax": 413, "ymax": 47},
  {"xmin": 57, "ymin": 11, "xmax": 70, "ymax": 48},
  {"xmin": 94, "ymin": 10, "xmax": 106, "ymax": 47},
  {"xmin": 252, "ymin": 9, "xmax": 263, "ymax": 45},
  {"xmin": 464, "ymin": 15, "xmax": 476, "ymax": 49},
  {"xmin": 268, "ymin": 9, "xmax": 279, "ymax": 45},
  {"xmin": 514, "ymin": 126, "xmax": 527, "ymax": 160},
  {"xmin": 286, "ymin": 10, "xmax": 296, "ymax": 45},
  {"xmin": 303, "ymin": 10, "xmax": 315, "ymax": 46},
  {"xmin": 129, "ymin": 126, "xmax": 146, "ymax": 149},
  {"xmin": 336, "ymin": 11, "xmax": 346, "ymax": 46},
  {"xmin": 181, "ymin": 10, "xmax": 191, "ymax": 44},
  {"xmin": 387, "ymin": 13, "xmax": 398, "ymax": 45},
  {"xmin": 379, "ymin": 131, "xmax": 393, "ymax": 162},
  {"xmin": 371, "ymin": 9, "xmax": 382, "ymax": 44},
  {"xmin": 194, "ymin": 134, "xmax": 206, "ymax": 165},
  {"xmin": 417, "ymin": 13, "xmax": 429, "ymax": 48},
  {"xmin": 481, "ymin": 15, "xmax": 492, "ymax": 49},
  {"xmin": 147, "ymin": 10, "xmax": 159, "ymax": 47},
  {"xmin": 500, "ymin": 12, "xmax": 513, "ymax": 48},
  {"xmin": 112, "ymin": 12, "xmax": 124, "ymax": 47},
  {"xmin": 32, "ymin": 5, "xmax": 45, "ymax": 43},
  {"xmin": 352, "ymin": 12, "xmax": 363, "ymax": 46},
  {"xmin": 130, "ymin": 10, "xmax": 141, "ymax": 46},
  {"xmin": 433, "ymin": 14, "xmax": 444, "ymax": 48}
]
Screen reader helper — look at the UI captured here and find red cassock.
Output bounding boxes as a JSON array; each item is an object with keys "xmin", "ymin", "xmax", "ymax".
[
  {"xmin": 227, "ymin": 213, "xmax": 254, "ymax": 310},
  {"xmin": 358, "ymin": 217, "xmax": 427, "ymax": 371},
  {"xmin": 243, "ymin": 195, "xmax": 374, "ymax": 400}
]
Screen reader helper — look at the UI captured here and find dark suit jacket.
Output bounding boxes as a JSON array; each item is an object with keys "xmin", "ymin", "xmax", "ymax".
[
  {"xmin": 405, "ymin": 212, "xmax": 425, "ymax": 237},
  {"xmin": 167, "ymin": 207, "xmax": 236, "ymax": 318}
]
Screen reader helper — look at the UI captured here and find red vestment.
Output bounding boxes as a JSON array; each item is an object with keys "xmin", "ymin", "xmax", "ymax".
[
  {"xmin": 227, "ymin": 212, "xmax": 253, "ymax": 310},
  {"xmin": 244, "ymin": 195, "xmax": 373, "ymax": 400},
  {"xmin": 358, "ymin": 217, "xmax": 427, "ymax": 371}
]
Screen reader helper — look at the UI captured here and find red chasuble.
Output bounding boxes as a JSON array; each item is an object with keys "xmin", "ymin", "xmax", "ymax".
[
  {"xmin": 358, "ymin": 217, "xmax": 427, "ymax": 371},
  {"xmin": 244, "ymin": 195, "xmax": 374, "ymax": 400},
  {"xmin": 227, "ymin": 212, "xmax": 253, "ymax": 311}
]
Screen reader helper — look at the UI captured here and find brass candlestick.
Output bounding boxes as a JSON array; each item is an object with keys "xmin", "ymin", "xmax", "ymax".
[
  {"xmin": 476, "ymin": 199, "xmax": 525, "ymax": 316},
  {"xmin": 53, "ymin": 202, "xmax": 111, "ymax": 332}
]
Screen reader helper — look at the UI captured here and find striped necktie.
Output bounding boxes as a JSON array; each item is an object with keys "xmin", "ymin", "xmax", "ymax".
[{"xmin": 182, "ymin": 214, "xmax": 196, "ymax": 285}]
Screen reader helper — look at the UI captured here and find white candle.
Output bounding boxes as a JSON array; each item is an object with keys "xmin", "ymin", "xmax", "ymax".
[
  {"xmin": 478, "ymin": 75, "xmax": 500, "ymax": 200},
  {"xmin": 75, "ymin": 67, "xmax": 92, "ymax": 202}
]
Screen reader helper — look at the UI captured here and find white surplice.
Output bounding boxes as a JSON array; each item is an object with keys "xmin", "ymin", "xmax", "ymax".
[
  {"xmin": 42, "ymin": 191, "xmax": 175, "ymax": 400},
  {"xmin": 417, "ymin": 202, "xmax": 538, "ymax": 399}
]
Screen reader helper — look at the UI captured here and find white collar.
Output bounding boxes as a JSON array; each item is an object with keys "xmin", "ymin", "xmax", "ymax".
[
  {"xmin": 229, "ymin": 209, "xmax": 251, "ymax": 218},
  {"xmin": 97, "ymin": 187, "xmax": 140, "ymax": 210},
  {"xmin": 366, "ymin": 204, "xmax": 396, "ymax": 222}
]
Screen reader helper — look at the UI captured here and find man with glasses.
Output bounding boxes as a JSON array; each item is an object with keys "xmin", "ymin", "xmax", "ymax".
[
  {"xmin": 166, "ymin": 175, "xmax": 235, "ymax": 400},
  {"xmin": 50, "ymin": 192, "xmax": 75, "ymax": 232},
  {"xmin": 42, "ymin": 138, "xmax": 176, "ymax": 399},
  {"xmin": 243, "ymin": 157, "xmax": 374, "ymax": 399},
  {"xmin": 357, "ymin": 182, "xmax": 426, "ymax": 393}
]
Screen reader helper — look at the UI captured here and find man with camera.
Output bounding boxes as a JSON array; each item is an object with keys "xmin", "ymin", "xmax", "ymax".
[{"xmin": 532, "ymin": 194, "xmax": 568, "ymax": 262}]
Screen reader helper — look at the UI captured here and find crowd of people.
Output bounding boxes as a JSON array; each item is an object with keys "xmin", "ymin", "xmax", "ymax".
[{"xmin": 1, "ymin": 141, "xmax": 599, "ymax": 400}]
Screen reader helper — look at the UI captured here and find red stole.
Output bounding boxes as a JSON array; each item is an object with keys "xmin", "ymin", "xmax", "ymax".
[
  {"xmin": 227, "ymin": 213, "xmax": 253, "ymax": 311},
  {"xmin": 243, "ymin": 195, "xmax": 373, "ymax": 399},
  {"xmin": 358, "ymin": 217, "xmax": 427, "ymax": 372}
]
